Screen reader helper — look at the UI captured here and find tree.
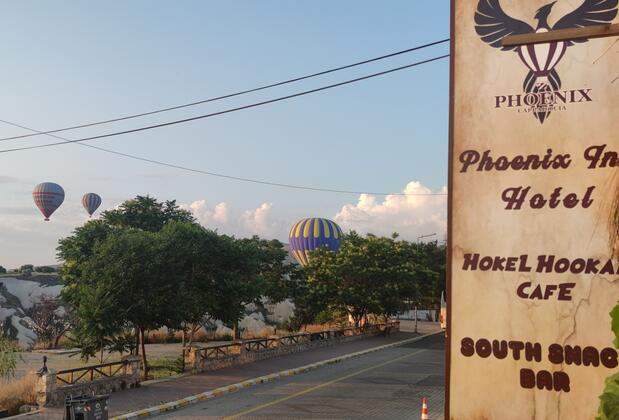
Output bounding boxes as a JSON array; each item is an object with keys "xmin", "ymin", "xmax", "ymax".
[
  {"xmin": 58, "ymin": 196, "xmax": 197, "ymax": 374},
  {"xmin": 303, "ymin": 232, "xmax": 435, "ymax": 326},
  {"xmin": 28, "ymin": 295, "xmax": 72, "ymax": 349},
  {"xmin": 57, "ymin": 195, "xmax": 293, "ymax": 375},
  {"xmin": 79, "ymin": 229, "xmax": 167, "ymax": 372},
  {"xmin": 0, "ymin": 266, "xmax": 6, "ymax": 274},
  {"xmin": 101, "ymin": 195, "xmax": 194, "ymax": 232},
  {"xmin": 255, "ymin": 238, "xmax": 299, "ymax": 304},
  {"xmin": 411, "ymin": 241, "xmax": 446, "ymax": 319},
  {"xmin": 19, "ymin": 264, "xmax": 33, "ymax": 273},
  {"xmin": 208, "ymin": 236, "xmax": 265, "ymax": 339}
]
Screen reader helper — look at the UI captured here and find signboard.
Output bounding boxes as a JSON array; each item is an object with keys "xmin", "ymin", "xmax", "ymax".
[{"xmin": 448, "ymin": 1, "xmax": 619, "ymax": 418}]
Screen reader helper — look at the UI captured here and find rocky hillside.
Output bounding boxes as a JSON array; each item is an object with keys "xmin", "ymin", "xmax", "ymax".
[
  {"xmin": 0, "ymin": 275, "xmax": 62, "ymax": 347},
  {"xmin": 0, "ymin": 274, "xmax": 295, "ymax": 348}
]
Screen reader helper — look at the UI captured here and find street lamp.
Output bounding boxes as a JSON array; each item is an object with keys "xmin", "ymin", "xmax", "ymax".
[{"xmin": 417, "ymin": 233, "xmax": 437, "ymax": 243}]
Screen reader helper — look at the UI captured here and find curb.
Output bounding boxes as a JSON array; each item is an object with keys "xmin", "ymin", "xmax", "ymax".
[{"xmin": 111, "ymin": 330, "xmax": 443, "ymax": 420}]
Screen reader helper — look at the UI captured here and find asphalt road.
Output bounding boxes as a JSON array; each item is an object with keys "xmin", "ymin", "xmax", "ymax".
[{"xmin": 158, "ymin": 333, "xmax": 445, "ymax": 420}]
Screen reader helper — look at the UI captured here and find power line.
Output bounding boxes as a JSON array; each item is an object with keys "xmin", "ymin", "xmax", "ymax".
[
  {"xmin": 0, "ymin": 119, "xmax": 448, "ymax": 197},
  {"xmin": 0, "ymin": 54, "xmax": 449, "ymax": 154},
  {"xmin": 0, "ymin": 39, "xmax": 449, "ymax": 143}
]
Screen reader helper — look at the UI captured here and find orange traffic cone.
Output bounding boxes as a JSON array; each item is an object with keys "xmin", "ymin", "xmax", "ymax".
[{"xmin": 421, "ymin": 397, "xmax": 429, "ymax": 420}]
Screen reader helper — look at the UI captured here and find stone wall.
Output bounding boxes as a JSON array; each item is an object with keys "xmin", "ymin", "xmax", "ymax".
[
  {"xmin": 186, "ymin": 322, "xmax": 400, "ymax": 373},
  {"xmin": 36, "ymin": 356, "xmax": 141, "ymax": 407}
]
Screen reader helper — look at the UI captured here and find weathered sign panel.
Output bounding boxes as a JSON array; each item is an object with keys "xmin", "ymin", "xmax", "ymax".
[{"xmin": 448, "ymin": 1, "xmax": 619, "ymax": 418}]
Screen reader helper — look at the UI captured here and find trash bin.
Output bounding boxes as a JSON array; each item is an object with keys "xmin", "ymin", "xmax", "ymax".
[{"xmin": 64, "ymin": 394, "xmax": 109, "ymax": 420}]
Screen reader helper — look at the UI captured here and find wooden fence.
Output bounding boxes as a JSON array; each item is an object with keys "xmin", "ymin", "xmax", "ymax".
[
  {"xmin": 56, "ymin": 360, "xmax": 129, "ymax": 386},
  {"xmin": 187, "ymin": 321, "xmax": 399, "ymax": 362}
]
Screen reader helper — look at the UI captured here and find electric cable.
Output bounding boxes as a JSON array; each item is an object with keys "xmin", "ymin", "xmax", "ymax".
[
  {"xmin": 0, "ymin": 118, "xmax": 448, "ymax": 197},
  {"xmin": 0, "ymin": 39, "xmax": 449, "ymax": 142},
  {"xmin": 0, "ymin": 54, "xmax": 449, "ymax": 154}
]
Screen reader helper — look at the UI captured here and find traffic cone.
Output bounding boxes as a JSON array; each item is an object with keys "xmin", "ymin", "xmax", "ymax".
[{"xmin": 421, "ymin": 397, "xmax": 429, "ymax": 420}]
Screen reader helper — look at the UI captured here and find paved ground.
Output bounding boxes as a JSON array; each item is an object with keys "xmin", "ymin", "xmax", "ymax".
[
  {"xmin": 30, "ymin": 324, "xmax": 440, "ymax": 419},
  {"xmin": 158, "ymin": 334, "xmax": 445, "ymax": 419}
]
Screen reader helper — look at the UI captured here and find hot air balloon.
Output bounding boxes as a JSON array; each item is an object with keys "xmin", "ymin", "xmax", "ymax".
[
  {"xmin": 288, "ymin": 218, "xmax": 343, "ymax": 266},
  {"xmin": 82, "ymin": 193, "xmax": 102, "ymax": 217},
  {"xmin": 32, "ymin": 182, "xmax": 65, "ymax": 221}
]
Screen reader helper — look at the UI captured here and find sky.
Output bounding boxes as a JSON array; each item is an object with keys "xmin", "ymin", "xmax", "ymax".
[{"xmin": 0, "ymin": 1, "xmax": 450, "ymax": 268}]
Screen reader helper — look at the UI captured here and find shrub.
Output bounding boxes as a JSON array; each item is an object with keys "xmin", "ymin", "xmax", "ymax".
[{"xmin": 0, "ymin": 334, "xmax": 19, "ymax": 378}]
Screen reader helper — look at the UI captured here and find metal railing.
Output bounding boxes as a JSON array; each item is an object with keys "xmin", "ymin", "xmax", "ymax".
[{"xmin": 56, "ymin": 360, "xmax": 129, "ymax": 386}]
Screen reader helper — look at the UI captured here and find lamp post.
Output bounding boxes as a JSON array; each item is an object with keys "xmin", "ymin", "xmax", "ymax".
[{"xmin": 417, "ymin": 233, "xmax": 437, "ymax": 243}]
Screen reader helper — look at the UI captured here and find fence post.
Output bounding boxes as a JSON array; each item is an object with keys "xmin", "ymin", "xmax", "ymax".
[
  {"xmin": 182, "ymin": 348, "xmax": 200, "ymax": 373},
  {"xmin": 268, "ymin": 335, "xmax": 280, "ymax": 348},
  {"xmin": 36, "ymin": 370, "xmax": 56, "ymax": 407},
  {"xmin": 121, "ymin": 355, "xmax": 142, "ymax": 384}
]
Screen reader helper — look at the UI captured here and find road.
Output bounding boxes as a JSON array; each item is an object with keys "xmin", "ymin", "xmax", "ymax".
[{"xmin": 159, "ymin": 333, "xmax": 445, "ymax": 419}]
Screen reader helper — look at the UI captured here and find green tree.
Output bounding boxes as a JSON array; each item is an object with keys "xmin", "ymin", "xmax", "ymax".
[
  {"xmin": 0, "ymin": 266, "xmax": 6, "ymax": 274},
  {"xmin": 598, "ymin": 304, "xmax": 619, "ymax": 420},
  {"xmin": 80, "ymin": 229, "xmax": 168, "ymax": 372},
  {"xmin": 208, "ymin": 236, "xmax": 265, "ymax": 339},
  {"xmin": 412, "ymin": 241, "xmax": 446, "ymax": 318},
  {"xmin": 253, "ymin": 238, "xmax": 299, "ymax": 304},
  {"xmin": 58, "ymin": 196, "xmax": 196, "ymax": 374},
  {"xmin": 101, "ymin": 195, "xmax": 194, "ymax": 232},
  {"xmin": 19, "ymin": 264, "xmax": 33, "ymax": 272},
  {"xmin": 303, "ymin": 232, "xmax": 435, "ymax": 326},
  {"xmin": 155, "ymin": 222, "xmax": 220, "ymax": 345}
]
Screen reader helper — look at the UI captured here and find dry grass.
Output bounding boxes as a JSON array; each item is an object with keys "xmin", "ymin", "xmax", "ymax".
[
  {"xmin": 242, "ymin": 327, "xmax": 276, "ymax": 339},
  {"xmin": 0, "ymin": 373, "xmax": 37, "ymax": 415}
]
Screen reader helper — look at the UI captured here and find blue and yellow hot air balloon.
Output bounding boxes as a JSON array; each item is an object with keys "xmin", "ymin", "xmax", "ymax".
[{"xmin": 288, "ymin": 218, "xmax": 343, "ymax": 266}]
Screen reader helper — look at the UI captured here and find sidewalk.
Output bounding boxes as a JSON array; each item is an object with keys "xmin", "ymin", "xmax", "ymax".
[{"xmin": 30, "ymin": 325, "xmax": 439, "ymax": 419}]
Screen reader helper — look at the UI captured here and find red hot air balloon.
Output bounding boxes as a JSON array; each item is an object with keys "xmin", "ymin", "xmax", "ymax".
[
  {"xmin": 82, "ymin": 193, "xmax": 102, "ymax": 217},
  {"xmin": 32, "ymin": 182, "xmax": 65, "ymax": 221}
]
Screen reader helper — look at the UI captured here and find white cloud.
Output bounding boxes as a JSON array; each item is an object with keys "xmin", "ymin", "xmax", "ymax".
[
  {"xmin": 182, "ymin": 200, "xmax": 282, "ymax": 239},
  {"xmin": 334, "ymin": 181, "xmax": 447, "ymax": 241},
  {"xmin": 181, "ymin": 200, "xmax": 229, "ymax": 229},
  {"xmin": 240, "ymin": 202, "xmax": 280, "ymax": 238}
]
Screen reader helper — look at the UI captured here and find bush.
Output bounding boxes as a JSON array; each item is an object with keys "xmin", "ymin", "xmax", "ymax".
[
  {"xmin": 0, "ymin": 374, "xmax": 37, "ymax": 415},
  {"xmin": 0, "ymin": 334, "xmax": 19, "ymax": 378}
]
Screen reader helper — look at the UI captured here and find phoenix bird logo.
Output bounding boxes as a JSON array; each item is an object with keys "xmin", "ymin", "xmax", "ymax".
[{"xmin": 475, "ymin": 0, "xmax": 618, "ymax": 123}]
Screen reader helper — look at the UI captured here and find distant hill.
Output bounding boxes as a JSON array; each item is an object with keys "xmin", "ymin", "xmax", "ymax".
[{"xmin": 0, "ymin": 275, "xmax": 62, "ymax": 347}]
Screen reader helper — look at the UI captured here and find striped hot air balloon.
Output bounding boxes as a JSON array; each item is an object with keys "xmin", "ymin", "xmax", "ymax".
[
  {"xmin": 288, "ymin": 218, "xmax": 343, "ymax": 266},
  {"xmin": 32, "ymin": 182, "xmax": 65, "ymax": 221},
  {"xmin": 82, "ymin": 193, "xmax": 102, "ymax": 217}
]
